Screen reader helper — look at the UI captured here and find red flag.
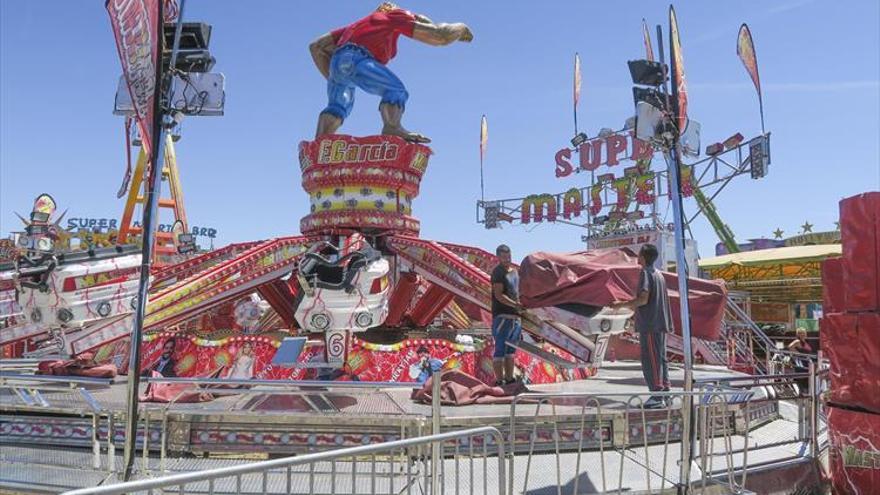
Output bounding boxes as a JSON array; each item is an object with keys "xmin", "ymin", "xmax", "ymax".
[
  {"xmin": 737, "ymin": 23, "xmax": 765, "ymax": 132},
  {"xmin": 479, "ymin": 115, "xmax": 488, "ymax": 162},
  {"xmin": 642, "ymin": 19, "xmax": 654, "ymax": 62},
  {"xmin": 574, "ymin": 53, "xmax": 582, "ymax": 107},
  {"xmin": 668, "ymin": 6, "xmax": 689, "ymax": 132},
  {"xmin": 163, "ymin": 0, "xmax": 179, "ymax": 23},
  {"xmin": 106, "ymin": 0, "xmax": 161, "ymax": 155}
]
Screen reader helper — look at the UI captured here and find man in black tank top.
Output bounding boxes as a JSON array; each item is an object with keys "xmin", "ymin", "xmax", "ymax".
[{"xmin": 490, "ymin": 244, "xmax": 523, "ymax": 385}]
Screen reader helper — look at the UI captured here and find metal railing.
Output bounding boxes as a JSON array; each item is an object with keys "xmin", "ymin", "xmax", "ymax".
[
  {"xmin": 1, "ymin": 374, "xmax": 424, "ymax": 478},
  {"xmin": 0, "ymin": 372, "xmax": 114, "ymax": 471},
  {"xmin": 60, "ymin": 426, "xmax": 507, "ymax": 495},
  {"xmin": 137, "ymin": 376, "xmax": 423, "ymax": 477},
  {"xmin": 724, "ymin": 296, "xmax": 819, "ymax": 375},
  {"xmin": 695, "ymin": 368, "xmax": 827, "ymax": 461},
  {"xmin": 5, "ymin": 366, "xmax": 830, "ymax": 494},
  {"xmin": 0, "ymin": 373, "xmax": 110, "ymax": 412},
  {"xmin": 506, "ymin": 389, "xmax": 755, "ymax": 494}
]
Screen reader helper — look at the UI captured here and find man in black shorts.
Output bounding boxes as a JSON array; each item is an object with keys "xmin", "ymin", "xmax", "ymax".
[
  {"xmin": 611, "ymin": 244, "xmax": 672, "ymax": 408},
  {"xmin": 490, "ymin": 244, "xmax": 523, "ymax": 385}
]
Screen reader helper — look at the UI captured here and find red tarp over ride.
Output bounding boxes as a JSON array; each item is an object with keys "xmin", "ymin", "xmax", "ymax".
[{"xmin": 519, "ymin": 248, "xmax": 727, "ymax": 340}]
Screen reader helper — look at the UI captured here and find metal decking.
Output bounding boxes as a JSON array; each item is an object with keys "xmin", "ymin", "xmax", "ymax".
[{"xmin": 0, "ymin": 362, "xmax": 825, "ymax": 494}]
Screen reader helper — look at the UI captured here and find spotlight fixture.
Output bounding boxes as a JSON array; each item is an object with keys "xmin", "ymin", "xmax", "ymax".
[
  {"xmin": 627, "ymin": 59, "xmax": 668, "ymax": 87},
  {"xmin": 570, "ymin": 132, "xmax": 588, "ymax": 148}
]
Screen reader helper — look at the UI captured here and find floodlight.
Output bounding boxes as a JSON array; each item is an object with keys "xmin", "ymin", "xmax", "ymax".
[
  {"xmin": 632, "ymin": 87, "xmax": 667, "ymax": 110},
  {"xmin": 634, "ymin": 102, "xmax": 664, "ymax": 142},
  {"xmin": 723, "ymin": 133, "xmax": 744, "ymax": 150},
  {"xmin": 680, "ymin": 120, "xmax": 701, "ymax": 157},
  {"xmin": 163, "ymin": 23, "xmax": 212, "ymax": 50},
  {"xmin": 627, "ymin": 59, "xmax": 668, "ymax": 87},
  {"xmin": 705, "ymin": 142, "xmax": 723, "ymax": 156}
]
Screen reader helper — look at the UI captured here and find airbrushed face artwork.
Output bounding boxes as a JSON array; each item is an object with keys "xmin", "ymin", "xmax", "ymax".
[{"xmin": 121, "ymin": 334, "xmax": 591, "ymax": 384}]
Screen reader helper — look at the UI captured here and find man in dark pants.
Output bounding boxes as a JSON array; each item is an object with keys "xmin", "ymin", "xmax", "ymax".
[
  {"xmin": 490, "ymin": 244, "xmax": 523, "ymax": 386},
  {"xmin": 611, "ymin": 244, "xmax": 673, "ymax": 408}
]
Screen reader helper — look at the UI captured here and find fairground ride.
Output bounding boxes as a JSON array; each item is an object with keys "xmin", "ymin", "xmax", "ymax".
[{"xmin": 0, "ymin": 11, "xmax": 641, "ymax": 384}]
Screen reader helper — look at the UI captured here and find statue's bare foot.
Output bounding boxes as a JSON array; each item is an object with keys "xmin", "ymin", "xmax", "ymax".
[{"xmin": 382, "ymin": 125, "xmax": 432, "ymax": 144}]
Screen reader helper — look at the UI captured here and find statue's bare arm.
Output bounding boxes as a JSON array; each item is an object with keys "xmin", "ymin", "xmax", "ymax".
[
  {"xmin": 309, "ymin": 32, "xmax": 337, "ymax": 79},
  {"xmin": 411, "ymin": 16, "xmax": 474, "ymax": 46}
]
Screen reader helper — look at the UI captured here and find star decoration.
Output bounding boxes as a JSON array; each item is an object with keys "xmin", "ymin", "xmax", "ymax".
[
  {"xmin": 772, "ymin": 228, "xmax": 784, "ymax": 239},
  {"xmin": 801, "ymin": 221, "xmax": 813, "ymax": 233}
]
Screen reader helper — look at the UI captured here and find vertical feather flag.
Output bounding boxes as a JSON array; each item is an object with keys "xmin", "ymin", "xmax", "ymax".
[
  {"xmin": 574, "ymin": 53, "xmax": 582, "ymax": 108},
  {"xmin": 479, "ymin": 114, "xmax": 488, "ymax": 162},
  {"xmin": 668, "ymin": 6, "xmax": 689, "ymax": 133},
  {"xmin": 479, "ymin": 115, "xmax": 488, "ymax": 201},
  {"xmin": 642, "ymin": 19, "xmax": 654, "ymax": 62},
  {"xmin": 573, "ymin": 53, "xmax": 582, "ymax": 134},
  {"xmin": 737, "ymin": 24, "xmax": 765, "ymax": 133}
]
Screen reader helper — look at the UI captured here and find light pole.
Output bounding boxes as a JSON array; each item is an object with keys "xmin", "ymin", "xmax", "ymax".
[
  {"xmin": 656, "ymin": 18, "xmax": 696, "ymax": 493},
  {"xmin": 121, "ymin": 0, "xmax": 187, "ymax": 480}
]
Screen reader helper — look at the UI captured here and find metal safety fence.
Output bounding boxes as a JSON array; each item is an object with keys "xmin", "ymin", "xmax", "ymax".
[
  {"xmin": 506, "ymin": 388, "xmax": 754, "ymax": 495},
  {"xmin": 60, "ymin": 426, "xmax": 507, "ymax": 495},
  {"xmin": 4, "ymin": 367, "xmax": 828, "ymax": 494}
]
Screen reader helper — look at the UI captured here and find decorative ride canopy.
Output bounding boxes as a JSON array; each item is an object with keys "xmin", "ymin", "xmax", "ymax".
[{"xmin": 298, "ymin": 135, "xmax": 432, "ymax": 236}]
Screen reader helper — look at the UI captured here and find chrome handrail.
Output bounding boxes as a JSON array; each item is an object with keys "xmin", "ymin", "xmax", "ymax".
[
  {"xmin": 0, "ymin": 372, "xmax": 113, "ymax": 387},
  {"xmin": 143, "ymin": 376, "xmax": 419, "ymax": 389},
  {"xmin": 61, "ymin": 426, "xmax": 507, "ymax": 495}
]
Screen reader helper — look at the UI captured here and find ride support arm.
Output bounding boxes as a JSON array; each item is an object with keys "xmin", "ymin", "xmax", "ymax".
[
  {"xmin": 412, "ymin": 20, "xmax": 474, "ymax": 46},
  {"xmin": 309, "ymin": 32, "xmax": 337, "ymax": 79}
]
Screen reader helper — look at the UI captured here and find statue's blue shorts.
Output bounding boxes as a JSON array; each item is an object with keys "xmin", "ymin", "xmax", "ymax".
[{"xmin": 322, "ymin": 44, "xmax": 409, "ymax": 120}]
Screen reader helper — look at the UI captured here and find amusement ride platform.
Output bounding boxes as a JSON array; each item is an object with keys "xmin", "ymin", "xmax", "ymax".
[{"xmin": 0, "ymin": 361, "xmax": 826, "ymax": 493}]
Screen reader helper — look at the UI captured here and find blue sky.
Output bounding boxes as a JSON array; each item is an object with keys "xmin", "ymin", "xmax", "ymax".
[{"xmin": 2, "ymin": 0, "xmax": 878, "ymax": 259}]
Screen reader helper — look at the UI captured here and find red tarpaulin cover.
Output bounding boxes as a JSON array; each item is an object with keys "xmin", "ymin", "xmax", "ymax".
[
  {"xmin": 827, "ymin": 405, "xmax": 880, "ymax": 494},
  {"xmin": 822, "ymin": 257, "xmax": 845, "ymax": 314},
  {"xmin": 840, "ymin": 192, "xmax": 880, "ymax": 312},
  {"xmin": 410, "ymin": 370, "xmax": 527, "ymax": 406},
  {"xmin": 519, "ymin": 248, "xmax": 727, "ymax": 340},
  {"xmin": 821, "ymin": 312, "xmax": 880, "ymax": 414},
  {"xmin": 37, "ymin": 352, "xmax": 118, "ymax": 378}
]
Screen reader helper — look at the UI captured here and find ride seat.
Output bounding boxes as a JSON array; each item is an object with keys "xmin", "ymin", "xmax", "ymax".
[{"xmin": 299, "ymin": 248, "xmax": 381, "ymax": 293}]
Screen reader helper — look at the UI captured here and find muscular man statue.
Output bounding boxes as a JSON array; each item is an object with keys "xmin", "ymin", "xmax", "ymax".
[{"xmin": 310, "ymin": 2, "xmax": 473, "ymax": 143}]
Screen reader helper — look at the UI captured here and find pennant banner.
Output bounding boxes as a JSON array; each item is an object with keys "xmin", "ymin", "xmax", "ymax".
[
  {"xmin": 480, "ymin": 115, "xmax": 488, "ymax": 162},
  {"xmin": 574, "ymin": 53, "xmax": 582, "ymax": 107},
  {"xmin": 668, "ymin": 6, "xmax": 689, "ymax": 133},
  {"xmin": 736, "ymin": 24, "xmax": 761, "ymax": 97},
  {"xmin": 163, "ymin": 0, "xmax": 180, "ymax": 22},
  {"xmin": 106, "ymin": 0, "xmax": 161, "ymax": 155},
  {"xmin": 737, "ymin": 23, "xmax": 765, "ymax": 132},
  {"xmin": 642, "ymin": 19, "xmax": 654, "ymax": 62}
]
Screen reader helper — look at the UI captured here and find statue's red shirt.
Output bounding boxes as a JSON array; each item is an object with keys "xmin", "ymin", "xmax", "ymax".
[{"xmin": 330, "ymin": 9, "xmax": 417, "ymax": 65}]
